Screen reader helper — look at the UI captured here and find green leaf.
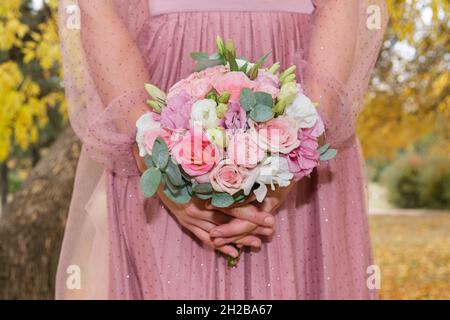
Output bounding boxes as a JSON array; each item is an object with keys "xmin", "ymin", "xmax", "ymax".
[
  {"xmin": 194, "ymin": 59, "xmax": 224, "ymax": 72},
  {"xmin": 191, "ymin": 52, "xmax": 209, "ymax": 61},
  {"xmin": 162, "ymin": 174, "xmax": 178, "ymax": 194},
  {"xmin": 239, "ymin": 62, "xmax": 249, "ymax": 73},
  {"xmin": 209, "ymin": 52, "xmax": 221, "ymax": 60},
  {"xmin": 228, "ymin": 57, "xmax": 239, "ymax": 72},
  {"xmin": 163, "ymin": 184, "xmax": 192, "ymax": 204},
  {"xmin": 152, "ymin": 137, "xmax": 169, "ymax": 169},
  {"xmin": 233, "ymin": 193, "xmax": 247, "ymax": 203},
  {"xmin": 193, "ymin": 183, "xmax": 213, "ymax": 194},
  {"xmin": 165, "ymin": 160, "xmax": 184, "ymax": 186},
  {"xmin": 144, "ymin": 155, "xmax": 154, "ymax": 168},
  {"xmin": 211, "ymin": 192, "xmax": 235, "ymax": 208},
  {"xmin": 318, "ymin": 144, "xmax": 330, "ymax": 155},
  {"xmin": 247, "ymin": 52, "xmax": 272, "ymax": 79},
  {"xmin": 249, "ymin": 104, "xmax": 274, "ymax": 122},
  {"xmin": 196, "ymin": 193, "xmax": 213, "ymax": 200},
  {"xmin": 140, "ymin": 167, "xmax": 162, "ymax": 198},
  {"xmin": 320, "ymin": 148, "xmax": 338, "ymax": 161},
  {"xmin": 254, "ymin": 51, "xmax": 272, "ymax": 67},
  {"xmin": 240, "ymin": 88, "xmax": 256, "ymax": 111},
  {"xmin": 255, "ymin": 92, "xmax": 273, "ymax": 107}
]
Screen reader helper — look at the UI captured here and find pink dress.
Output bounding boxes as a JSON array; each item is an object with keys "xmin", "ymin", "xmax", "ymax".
[{"xmin": 56, "ymin": 0, "xmax": 388, "ymax": 299}]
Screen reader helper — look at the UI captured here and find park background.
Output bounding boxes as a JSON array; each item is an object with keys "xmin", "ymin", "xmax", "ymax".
[{"xmin": 0, "ymin": 0, "xmax": 448, "ymax": 299}]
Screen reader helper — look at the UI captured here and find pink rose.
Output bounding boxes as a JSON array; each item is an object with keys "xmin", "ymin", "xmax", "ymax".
[
  {"xmin": 254, "ymin": 70, "xmax": 280, "ymax": 98},
  {"xmin": 143, "ymin": 128, "xmax": 172, "ymax": 153},
  {"xmin": 253, "ymin": 116, "xmax": 300, "ymax": 154},
  {"xmin": 228, "ymin": 132, "xmax": 265, "ymax": 168},
  {"xmin": 286, "ymin": 129, "xmax": 320, "ymax": 181},
  {"xmin": 224, "ymin": 101, "xmax": 247, "ymax": 131},
  {"xmin": 171, "ymin": 128, "xmax": 219, "ymax": 177},
  {"xmin": 168, "ymin": 66, "xmax": 227, "ymax": 100},
  {"xmin": 144, "ymin": 128, "xmax": 184, "ymax": 154},
  {"xmin": 161, "ymin": 90, "xmax": 193, "ymax": 130},
  {"xmin": 196, "ymin": 65, "xmax": 228, "ymax": 80},
  {"xmin": 212, "ymin": 71, "xmax": 254, "ymax": 101},
  {"xmin": 210, "ymin": 159, "xmax": 249, "ymax": 195}
]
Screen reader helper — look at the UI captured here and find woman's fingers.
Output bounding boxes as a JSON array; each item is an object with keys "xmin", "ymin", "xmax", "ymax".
[
  {"xmin": 185, "ymin": 207, "xmax": 231, "ymax": 225},
  {"xmin": 188, "ymin": 225, "xmax": 239, "ymax": 258},
  {"xmin": 235, "ymin": 235, "xmax": 262, "ymax": 248},
  {"xmin": 210, "ymin": 218, "xmax": 256, "ymax": 239},
  {"xmin": 210, "ymin": 204, "xmax": 275, "ymax": 228},
  {"xmin": 252, "ymin": 226, "xmax": 274, "ymax": 236},
  {"xmin": 214, "ymin": 234, "xmax": 262, "ymax": 248}
]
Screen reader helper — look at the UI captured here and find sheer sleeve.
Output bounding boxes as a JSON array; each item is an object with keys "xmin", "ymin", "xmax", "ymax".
[
  {"xmin": 304, "ymin": 0, "xmax": 388, "ymax": 147},
  {"xmin": 58, "ymin": 0, "xmax": 151, "ymax": 176}
]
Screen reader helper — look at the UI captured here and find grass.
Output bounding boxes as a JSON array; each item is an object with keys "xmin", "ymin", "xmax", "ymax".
[{"xmin": 369, "ymin": 214, "xmax": 450, "ymax": 299}]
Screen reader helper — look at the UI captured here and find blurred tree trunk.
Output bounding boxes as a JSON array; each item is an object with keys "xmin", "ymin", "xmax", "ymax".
[
  {"xmin": 0, "ymin": 162, "xmax": 7, "ymax": 218},
  {"xmin": 0, "ymin": 127, "xmax": 80, "ymax": 299}
]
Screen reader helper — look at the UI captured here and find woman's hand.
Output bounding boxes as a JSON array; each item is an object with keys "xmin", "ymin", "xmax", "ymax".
[
  {"xmin": 206, "ymin": 202, "xmax": 276, "ymax": 248},
  {"xmin": 133, "ymin": 145, "xmax": 266, "ymax": 256},
  {"xmin": 207, "ymin": 184, "xmax": 296, "ymax": 245},
  {"xmin": 257, "ymin": 183, "xmax": 296, "ymax": 214}
]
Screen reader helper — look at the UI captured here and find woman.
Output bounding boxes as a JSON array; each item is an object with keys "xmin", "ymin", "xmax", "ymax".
[{"xmin": 56, "ymin": 0, "xmax": 388, "ymax": 299}]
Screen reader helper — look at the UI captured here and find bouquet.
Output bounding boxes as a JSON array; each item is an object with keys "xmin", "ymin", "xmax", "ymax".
[{"xmin": 136, "ymin": 36, "xmax": 336, "ymax": 212}]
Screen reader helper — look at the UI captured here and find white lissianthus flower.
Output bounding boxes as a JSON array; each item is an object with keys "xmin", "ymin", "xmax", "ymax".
[
  {"xmin": 190, "ymin": 99, "xmax": 219, "ymax": 129},
  {"xmin": 136, "ymin": 113, "xmax": 161, "ymax": 157},
  {"xmin": 284, "ymin": 93, "xmax": 320, "ymax": 130},
  {"xmin": 235, "ymin": 59, "xmax": 254, "ymax": 72},
  {"xmin": 242, "ymin": 156, "xmax": 294, "ymax": 202}
]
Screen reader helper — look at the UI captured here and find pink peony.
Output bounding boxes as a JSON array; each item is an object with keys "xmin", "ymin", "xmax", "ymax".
[
  {"xmin": 253, "ymin": 116, "xmax": 300, "ymax": 154},
  {"xmin": 212, "ymin": 71, "xmax": 255, "ymax": 101},
  {"xmin": 286, "ymin": 129, "xmax": 320, "ymax": 181},
  {"xmin": 210, "ymin": 159, "xmax": 249, "ymax": 195},
  {"xmin": 224, "ymin": 101, "xmax": 247, "ymax": 131},
  {"xmin": 171, "ymin": 128, "xmax": 219, "ymax": 177},
  {"xmin": 160, "ymin": 91, "xmax": 193, "ymax": 130},
  {"xmin": 254, "ymin": 70, "xmax": 280, "ymax": 98},
  {"xmin": 228, "ymin": 131, "xmax": 265, "ymax": 168}
]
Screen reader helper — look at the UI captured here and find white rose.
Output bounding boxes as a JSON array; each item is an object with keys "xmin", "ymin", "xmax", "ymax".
[
  {"xmin": 242, "ymin": 156, "xmax": 294, "ymax": 202},
  {"xmin": 136, "ymin": 113, "xmax": 161, "ymax": 157},
  {"xmin": 190, "ymin": 99, "xmax": 219, "ymax": 129},
  {"xmin": 284, "ymin": 93, "xmax": 320, "ymax": 130}
]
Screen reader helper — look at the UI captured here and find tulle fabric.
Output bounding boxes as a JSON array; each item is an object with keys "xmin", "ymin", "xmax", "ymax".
[{"xmin": 56, "ymin": 0, "xmax": 388, "ymax": 299}]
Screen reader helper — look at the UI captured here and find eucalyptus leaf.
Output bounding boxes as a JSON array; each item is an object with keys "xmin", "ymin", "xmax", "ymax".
[
  {"xmin": 144, "ymin": 155, "xmax": 154, "ymax": 168},
  {"xmin": 320, "ymin": 148, "xmax": 338, "ymax": 161},
  {"xmin": 191, "ymin": 52, "xmax": 209, "ymax": 61},
  {"xmin": 240, "ymin": 88, "xmax": 256, "ymax": 111},
  {"xmin": 249, "ymin": 104, "xmax": 274, "ymax": 122},
  {"xmin": 318, "ymin": 144, "xmax": 330, "ymax": 155},
  {"xmin": 194, "ymin": 59, "xmax": 224, "ymax": 72},
  {"xmin": 255, "ymin": 92, "xmax": 273, "ymax": 107},
  {"xmin": 152, "ymin": 137, "xmax": 169, "ymax": 169},
  {"xmin": 193, "ymin": 183, "xmax": 214, "ymax": 194},
  {"xmin": 233, "ymin": 193, "xmax": 247, "ymax": 203},
  {"xmin": 163, "ymin": 184, "xmax": 192, "ymax": 204},
  {"xmin": 140, "ymin": 167, "xmax": 162, "ymax": 198},
  {"xmin": 211, "ymin": 193, "xmax": 235, "ymax": 208},
  {"xmin": 162, "ymin": 174, "xmax": 178, "ymax": 194},
  {"xmin": 195, "ymin": 193, "xmax": 213, "ymax": 200},
  {"xmin": 165, "ymin": 160, "xmax": 184, "ymax": 186}
]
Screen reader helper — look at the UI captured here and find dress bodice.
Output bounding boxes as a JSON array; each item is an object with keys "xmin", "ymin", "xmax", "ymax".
[{"xmin": 148, "ymin": 0, "xmax": 315, "ymax": 16}]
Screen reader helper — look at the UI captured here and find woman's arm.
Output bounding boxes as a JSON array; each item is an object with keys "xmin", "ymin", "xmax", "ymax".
[{"xmin": 78, "ymin": 0, "xmax": 149, "ymax": 124}]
